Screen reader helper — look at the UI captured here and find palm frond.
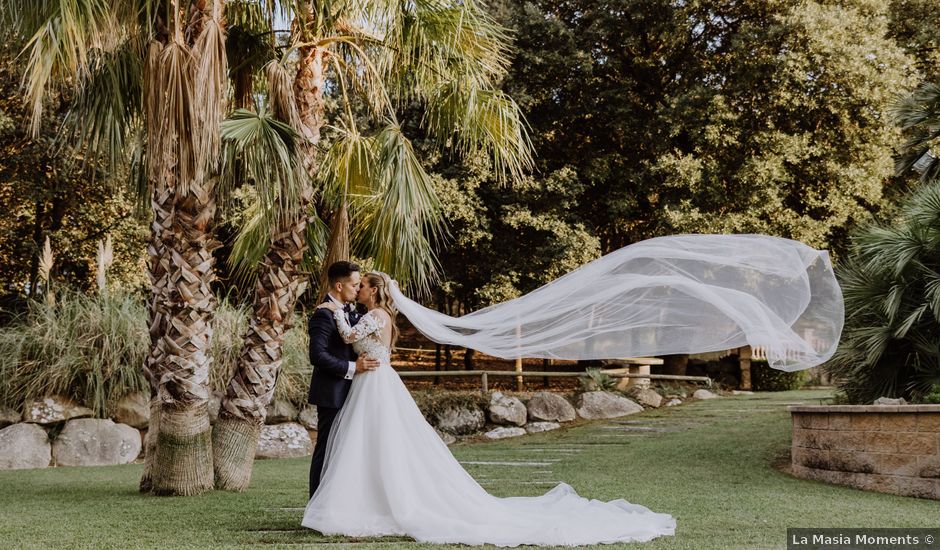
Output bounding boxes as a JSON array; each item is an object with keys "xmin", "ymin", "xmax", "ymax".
[
  {"xmin": 16, "ymin": 0, "xmax": 116, "ymax": 134},
  {"xmin": 192, "ymin": 1, "xmax": 227, "ymax": 183},
  {"xmin": 318, "ymin": 123, "xmax": 378, "ymax": 202},
  {"xmin": 374, "ymin": 0, "xmax": 510, "ymax": 102},
  {"xmin": 220, "ymin": 107, "xmax": 305, "ymax": 228},
  {"xmin": 423, "ymin": 81, "xmax": 533, "ymax": 181},
  {"xmin": 350, "ymin": 123, "xmax": 445, "ymax": 296},
  {"xmin": 60, "ymin": 36, "xmax": 144, "ymax": 170}
]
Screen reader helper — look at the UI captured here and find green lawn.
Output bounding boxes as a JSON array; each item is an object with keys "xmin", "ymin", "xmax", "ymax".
[{"xmin": 2, "ymin": 390, "xmax": 936, "ymax": 549}]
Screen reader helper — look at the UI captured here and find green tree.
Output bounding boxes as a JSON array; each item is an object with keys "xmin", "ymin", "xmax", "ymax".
[{"xmin": 491, "ymin": 0, "xmax": 919, "ymax": 255}]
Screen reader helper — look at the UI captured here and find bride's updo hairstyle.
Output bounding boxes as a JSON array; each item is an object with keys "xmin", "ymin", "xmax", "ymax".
[{"xmin": 364, "ymin": 272, "xmax": 399, "ymax": 347}]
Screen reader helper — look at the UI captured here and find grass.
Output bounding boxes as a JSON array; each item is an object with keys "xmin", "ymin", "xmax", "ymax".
[{"xmin": 1, "ymin": 389, "xmax": 936, "ymax": 549}]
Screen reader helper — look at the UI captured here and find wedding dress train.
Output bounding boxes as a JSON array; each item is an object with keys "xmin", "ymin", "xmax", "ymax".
[{"xmin": 301, "ymin": 309, "xmax": 676, "ymax": 546}]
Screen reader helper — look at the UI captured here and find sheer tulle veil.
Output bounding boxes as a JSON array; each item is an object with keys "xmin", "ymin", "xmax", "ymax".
[{"xmin": 384, "ymin": 234, "xmax": 844, "ymax": 372}]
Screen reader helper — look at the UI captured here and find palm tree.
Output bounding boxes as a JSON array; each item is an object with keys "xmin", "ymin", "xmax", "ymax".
[
  {"xmin": 5, "ymin": 0, "xmax": 228, "ymax": 496},
  {"xmin": 210, "ymin": 0, "xmax": 532, "ymax": 490},
  {"xmin": 825, "ymin": 83, "xmax": 940, "ymax": 403}
]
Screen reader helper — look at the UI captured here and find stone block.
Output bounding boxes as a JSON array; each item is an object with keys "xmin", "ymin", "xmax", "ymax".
[
  {"xmin": 872, "ymin": 453, "xmax": 919, "ymax": 477},
  {"xmin": 828, "ymin": 414, "xmax": 852, "ymax": 430},
  {"xmin": 854, "ymin": 474, "xmax": 897, "ymax": 494},
  {"xmin": 849, "ymin": 413, "xmax": 881, "ymax": 432},
  {"xmin": 863, "ymin": 431, "xmax": 897, "ymax": 453},
  {"xmin": 917, "ymin": 413, "xmax": 940, "ymax": 433},
  {"xmin": 799, "ymin": 414, "xmax": 829, "ymax": 430},
  {"xmin": 829, "ymin": 451, "xmax": 875, "ymax": 474},
  {"xmin": 793, "ymin": 447, "xmax": 830, "ymax": 470},
  {"xmin": 831, "ymin": 430, "xmax": 865, "ymax": 452},
  {"xmin": 791, "ymin": 428, "xmax": 814, "ymax": 449},
  {"xmin": 917, "ymin": 455, "xmax": 940, "ymax": 478},
  {"xmin": 895, "ymin": 477, "xmax": 936, "ymax": 499},
  {"xmin": 897, "ymin": 432, "xmax": 935, "ymax": 455},
  {"xmin": 884, "ymin": 414, "xmax": 918, "ymax": 433}
]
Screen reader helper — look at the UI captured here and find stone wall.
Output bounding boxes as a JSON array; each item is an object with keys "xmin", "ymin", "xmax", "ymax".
[{"xmin": 789, "ymin": 405, "xmax": 940, "ymax": 500}]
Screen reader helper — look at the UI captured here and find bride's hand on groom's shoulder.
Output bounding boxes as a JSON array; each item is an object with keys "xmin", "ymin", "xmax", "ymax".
[{"xmin": 318, "ymin": 302, "xmax": 339, "ymax": 312}]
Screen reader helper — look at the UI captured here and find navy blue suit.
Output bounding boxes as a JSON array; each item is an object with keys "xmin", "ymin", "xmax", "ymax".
[{"xmin": 308, "ymin": 300, "xmax": 360, "ymax": 497}]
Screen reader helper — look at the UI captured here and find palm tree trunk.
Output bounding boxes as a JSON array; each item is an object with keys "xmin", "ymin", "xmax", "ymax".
[
  {"xmin": 148, "ymin": 0, "xmax": 226, "ymax": 496},
  {"xmin": 139, "ymin": 174, "xmax": 175, "ymax": 493},
  {"xmin": 212, "ymin": 41, "xmax": 325, "ymax": 490},
  {"xmin": 213, "ymin": 216, "xmax": 310, "ymax": 490},
  {"xmin": 151, "ymin": 181, "xmax": 219, "ymax": 496}
]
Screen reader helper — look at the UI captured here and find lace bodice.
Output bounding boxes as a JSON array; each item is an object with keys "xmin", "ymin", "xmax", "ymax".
[{"xmin": 334, "ymin": 309, "xmax": 392, "ymax": 366}]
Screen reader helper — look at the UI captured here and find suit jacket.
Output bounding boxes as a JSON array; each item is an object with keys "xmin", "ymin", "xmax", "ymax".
[{"xmin": 307, "ymin": 299, "xmax": 361, "ymax": 408}]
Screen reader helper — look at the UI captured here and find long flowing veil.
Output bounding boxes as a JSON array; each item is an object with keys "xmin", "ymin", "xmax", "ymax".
[{"xmin": 386, "ymin": 234, "xmax": 844, "ymax": 371}]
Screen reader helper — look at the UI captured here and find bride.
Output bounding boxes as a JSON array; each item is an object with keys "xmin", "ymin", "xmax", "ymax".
[
  {"xmin": 301, "ymin": 234, "xmax": 843, "ymax": 545},
  {"xmin": 301, "ymin": 271, "xmax": 677, "ymax": 546}
]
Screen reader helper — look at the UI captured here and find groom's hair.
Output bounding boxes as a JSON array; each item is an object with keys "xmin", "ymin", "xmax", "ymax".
[{"xmin": 328, "ymin": 260, "xmax": 361, "ymax": 284}]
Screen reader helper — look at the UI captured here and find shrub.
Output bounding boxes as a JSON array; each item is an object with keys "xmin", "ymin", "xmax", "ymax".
[
  {"xmin": 826, "ymin": 181, "xmax": 940, "ymax": 403},
  {"xmin": 0, "ymin": 291, "xmax": 310, "ymax": 416},
  {"xmin": 0, "ymin": 290, "xmax": 149, "ymax": 417},
  {"xmin": 751, "ymin": 360, "xmax": 806, "ymax": 391}
]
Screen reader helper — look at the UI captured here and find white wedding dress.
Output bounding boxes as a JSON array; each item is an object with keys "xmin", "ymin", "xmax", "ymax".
[{"xmin": 301, "ymin": 308, "xmax": 676, "ymax": 546}]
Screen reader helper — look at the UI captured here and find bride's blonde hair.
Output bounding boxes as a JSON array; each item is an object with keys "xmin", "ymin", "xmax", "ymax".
[{"xmin": 364, "ymin": 271, "xmax": 398, "ymax": 347}]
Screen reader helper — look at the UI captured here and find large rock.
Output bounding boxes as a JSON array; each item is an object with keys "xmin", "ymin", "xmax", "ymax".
[
  {"xmin": 488, "ymin": 392, "xmax": 527, "ymax": 426},
  {"xmin": 52, "ymin": 419, "xmax": 141, "ymax": 466},
  {"xmin": 297, "ymin": 406, "xmax": 319, "ymax": 430},
  {"xmin": 526, "ymin": 392, "xmax": 576, "ymax": 423},
  {"xmin": 525, "ymin": 422, "xmax": 561, "ymax": 433},
  {"xmin": 114, "ymin": 393, "xmax": 150, "ymax": 429},
  {"xmin": 0, "ymin": 406, "xmax": 19, "ymax": 428},
  {"xmin": 22, "ymin": 396, "xmax": 93, "ymax": 425},
  {"xmin": 629, "ymin": 388, "xmax": 663, "ymax": 408},
  {"xmin": 255, "ymin": 423, "xmax": 313, "ymax": 459},
  {"xmin": 692, "ymin": 389, "xmax": 719, "ymax": 400},
  {"xmin": 874, "ymin": 396, "xmax": 907, "ymax": 406},
  {"xmin": 484, "ymin": 427, "xmax": 526, "ymax": 440},
  {"xmin": 265, "ymin": 399, "xmax": 298, "ymax": 424},
  {"xmin": 433, "ymin": 406, "xmax": 485, "ymax": 436},
  {"xmin": 435, "ymin": 428, "xmax": 456, "ymax": 445},
  {"xmin": 576, "ymin": 391, "xmax": 643, "ymax": 419},
  {"xmin": 0, "ymin": 423, "xmax": 51, "ymax": 469}
]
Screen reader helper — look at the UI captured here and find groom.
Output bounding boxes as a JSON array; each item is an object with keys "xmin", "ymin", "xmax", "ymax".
[{"xmin": 307, "ymin": 260, "xmax": 379, "ymax": 498}]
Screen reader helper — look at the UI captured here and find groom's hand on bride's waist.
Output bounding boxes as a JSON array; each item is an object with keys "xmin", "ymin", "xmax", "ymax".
[{"xmin": 355, "ymin": 355, "xmax": 379, "ymax": 374}]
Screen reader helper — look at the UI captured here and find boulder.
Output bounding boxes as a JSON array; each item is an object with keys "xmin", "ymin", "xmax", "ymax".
[
  {"xmin": 265, "ymin": 399, "xmax": 298, "ymax": 424},
  {"xmin": 297, "ymin": 406, "xmax": 319, "ymax": 430},
  {"xmin": 52, "ymin": 419, "xmax": 141, "ymax": 466},
  {"xmin": 628, "ymin": 388, "xmax": 663, "ymax": 408},
  {"xmin": 484, "ymin": 427, "xmax": 526, "ymax": 440},
  {"xmin": 255, "ymin": 423, "xmax": 313, "ymax": 459},
  {"xmin": 526, "ymin": 392, "xmax": 576, "ymax": 423},
  {"xmin": 0, "ymin": 406, "xmax": 19, "ymax": 428},
  {"xmin": 692, "ymin": 389, "xmax": 719, "ymax": 400},
  {"xmin": 0, "ymin": 423, "xmax": 51, "ymax": 469},
  {"xmin": 433, "ymin": 406, "xmax": 485, "ymax": 436},
  {"xmin": 665, "ymin": 398, "xmax": 682, "ymax": 407},
  {"xmin": 435, "ymin": 428, "xmax": 456, "ymax": 445},
  {"xmin": 874, "ymin": 396, "xmax": 907, "ymax": 406},
  {"xmin": 114, "ymin": 393, "xmax": 150, "ymax": 429},
  {"xmin": 576, "ymin": 391, "xmax": 643, "ymax": 419},
  {"xmin": 487, "ymin": 392, "xmax": 527, "ymax": 426},
  {"xmin": 22, "ymin": 396, "xmax": 93, "ymax": 425},
  {"xmin": 525, "ymin": 422, "xmax": 560, "ymax": 433}
]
